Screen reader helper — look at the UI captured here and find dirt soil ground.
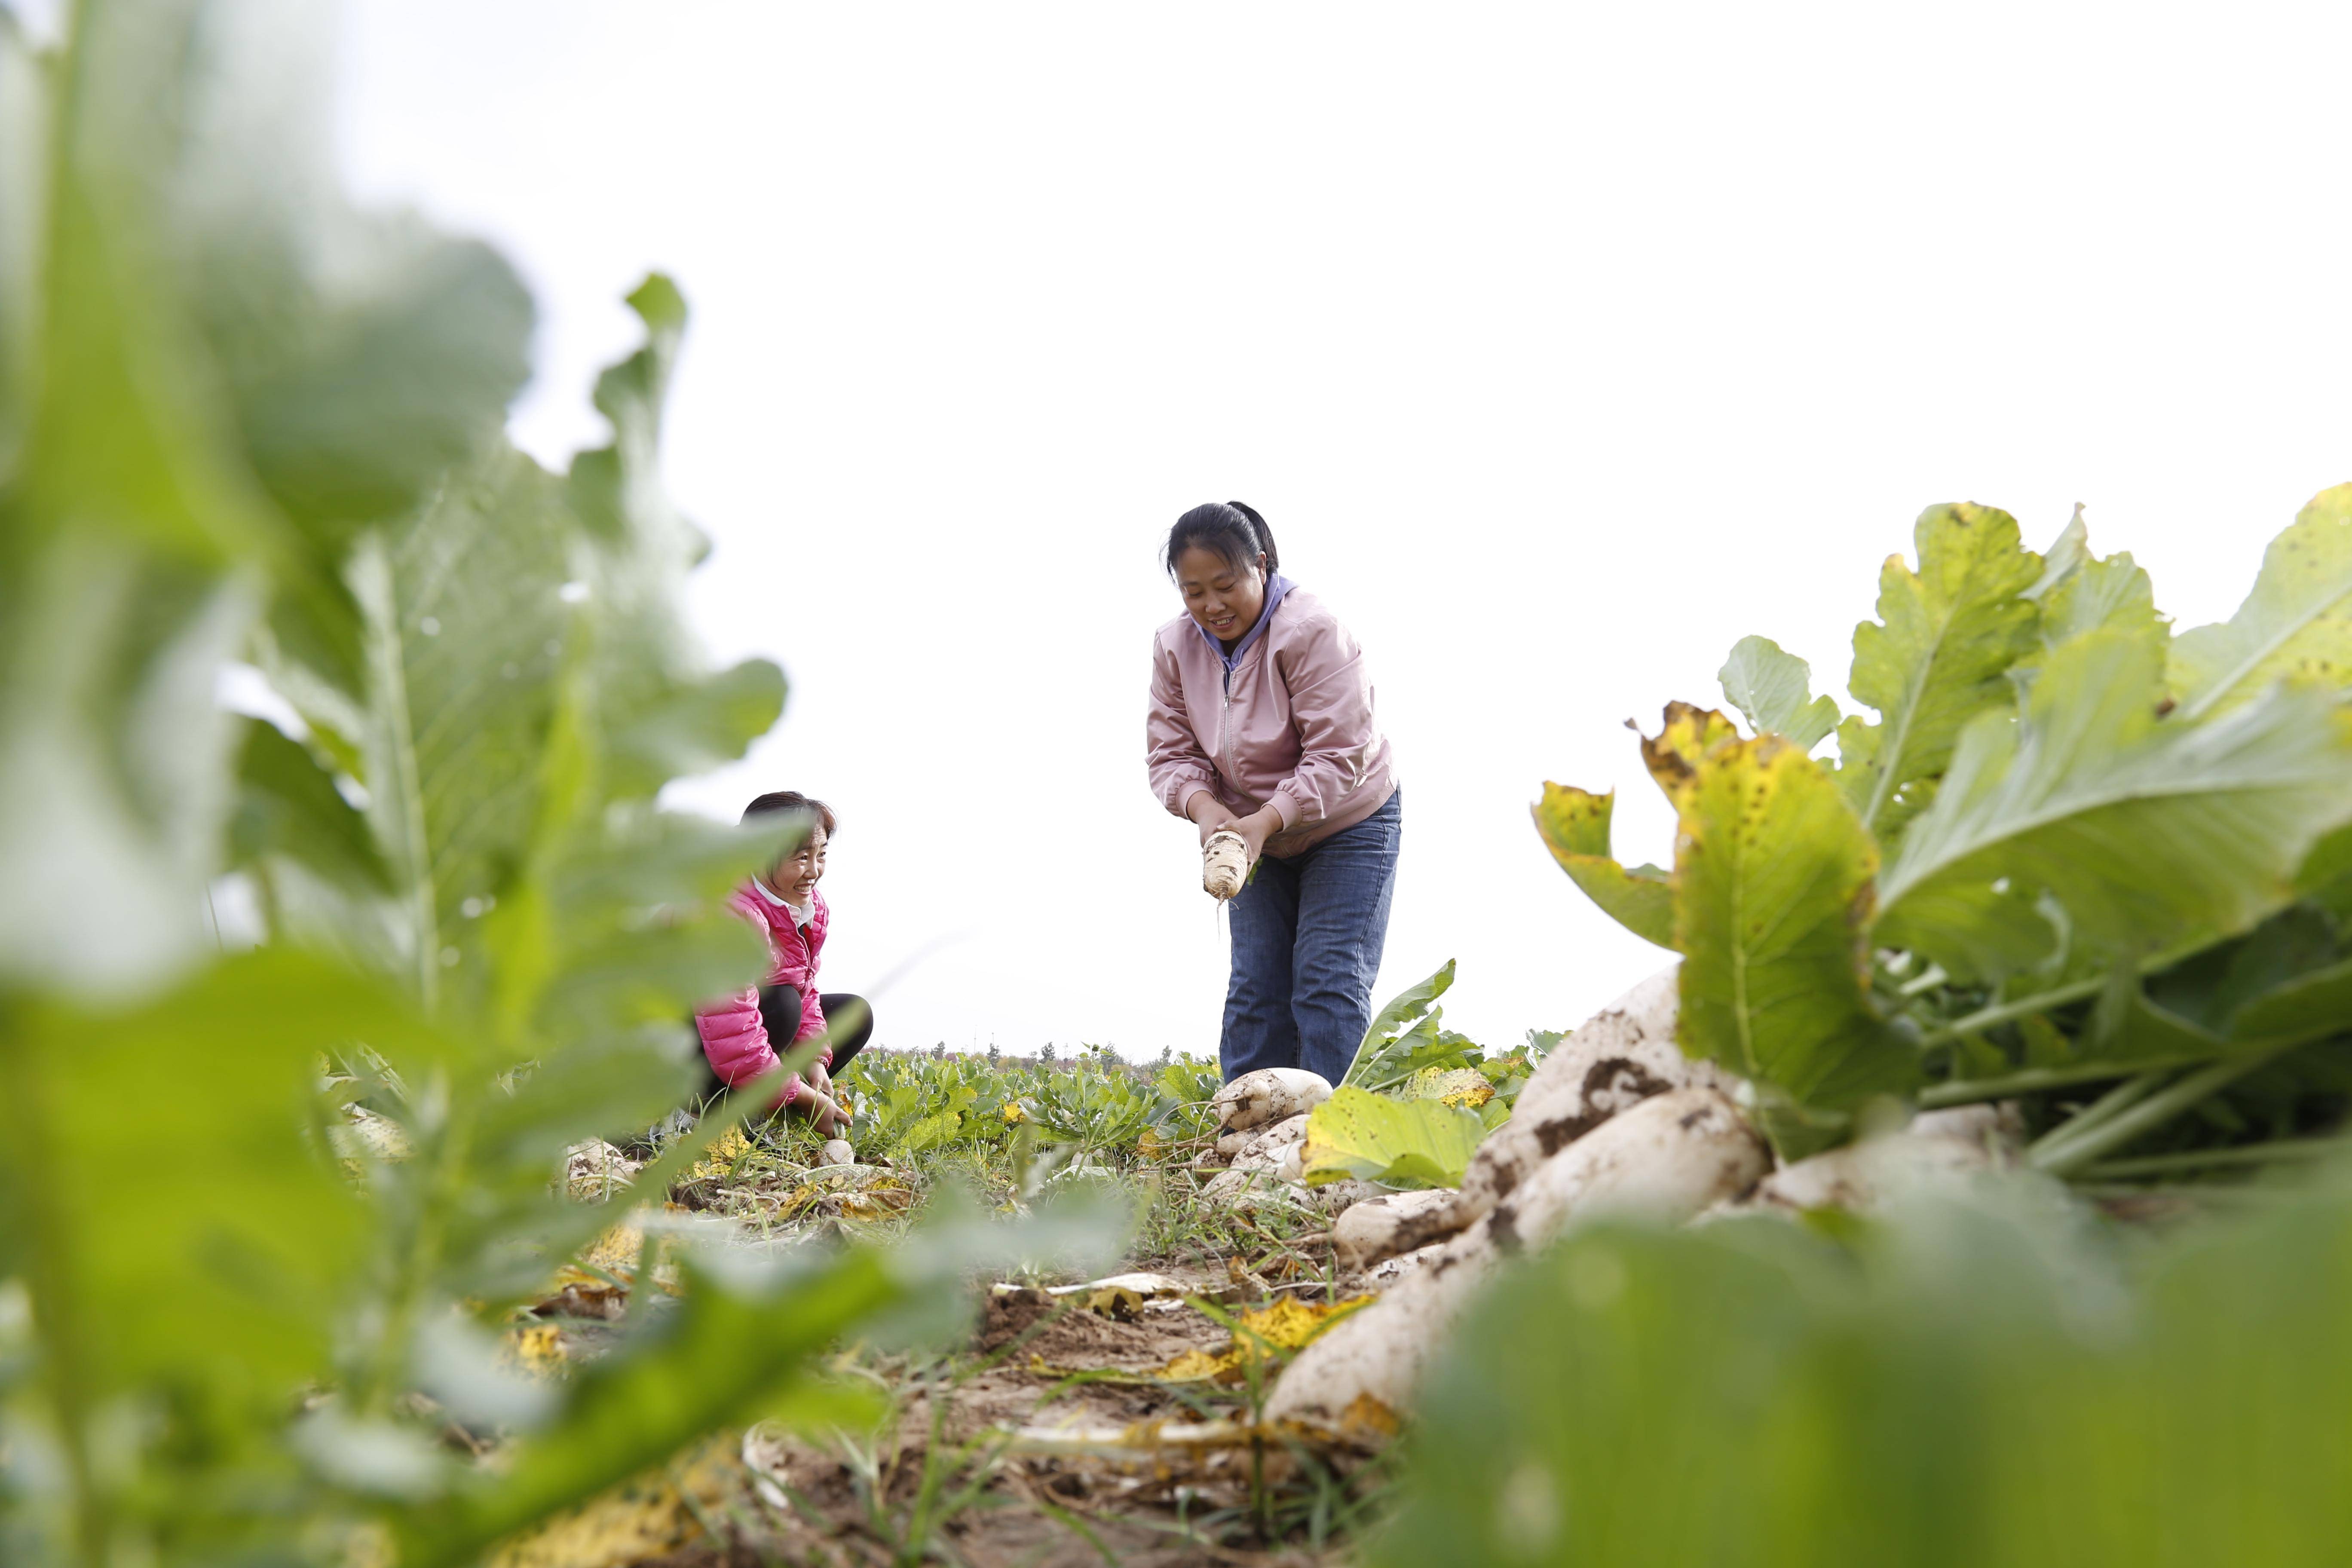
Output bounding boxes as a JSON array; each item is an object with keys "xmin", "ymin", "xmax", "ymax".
[{"xmin": 505, "ymin": 1247, "xmax": 1386, "ymax": 1568}]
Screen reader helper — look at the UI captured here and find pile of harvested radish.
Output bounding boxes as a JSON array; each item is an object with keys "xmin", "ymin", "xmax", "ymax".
[{"xmin": 1222, "ymin": 963, "xmax": 2024, "ymax": 1443}]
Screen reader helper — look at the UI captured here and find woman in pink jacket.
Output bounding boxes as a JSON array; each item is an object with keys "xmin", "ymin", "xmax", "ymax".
[
  {"xmin": 1146, "ymin": 502, "xmax": 1401, "ymax": 1083},
  {"xmin": 694, "ymin": 791, "xmax": 873, "ymax": 1135}
]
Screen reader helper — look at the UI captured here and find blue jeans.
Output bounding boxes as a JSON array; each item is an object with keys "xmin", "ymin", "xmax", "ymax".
[{"xmin": 1222, "ymin": 788, "xmax": 1402, "ymax": 1083}]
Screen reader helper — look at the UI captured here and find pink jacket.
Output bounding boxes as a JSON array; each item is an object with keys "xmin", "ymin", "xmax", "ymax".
[
  {"xmin": 694, "ymin": 882, "xmax": 833, "ymax": 1102},
  {"xmin": 1146, "ymin": 581, "xmax": 1396, "ymax": 857}
]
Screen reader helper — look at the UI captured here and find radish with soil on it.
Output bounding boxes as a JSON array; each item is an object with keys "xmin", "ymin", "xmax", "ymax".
[
  {"xmin": 1202, "ymin": 829, "xmax": 1250, "ymax": 900},
  {"xmin": 1351, "ymin": 966, "xmax": 1717, "ymax": 1267},
  {"xmin": 1213, "ymin": 1067, "xmax": 1333, "ymax": 1133},
  {"xmin": 1145, "ymin": 501, "xmax": 1403, "ymax": 1085},
  {"xmin": 1265, "ymin": 1086, "xmax": 1771, "ymax": 1433}
]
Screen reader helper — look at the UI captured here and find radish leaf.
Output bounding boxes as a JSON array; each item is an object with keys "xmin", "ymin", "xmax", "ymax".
[
  {"xmin": 1299, "ymin": 1086, "xmax": 1488, "ymax": 1188},
  {"xmin": 1879, "ymin": 629, "xmax": 2352, "ymax": 977},
  {"xmin": 1673, "ymin": 734, "xmax": 1908, "ymax": 1147},
  {"xmin": 1837, "ymin": 504, "xmax": 2045, "ymax": 842},
  {"xmin": 1719, "ymin": 635, "xmax": 1840, "ymax": 750},
  {"xmin": 1344, "ymin": 961, "xmax": 1482, "ymax": 1092},
  {"xmin": 1531, "ymin": 784, "xmax": 1675, "ymax": 949},
  {"xmin": 2170, "ymin": 482, "xmax": 2352, "ymax": 723},
  {"xmin": 1637, "ymin": 701, "xmax": 1741, "ymax": 801}
]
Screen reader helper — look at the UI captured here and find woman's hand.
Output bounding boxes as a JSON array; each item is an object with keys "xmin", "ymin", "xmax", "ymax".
[
  {"xmin": 1232, "ymin": 804, "xmax": 1285, "ymax": 863},
  {"xmin": 806, "ymin": 1059, "xmax": 833, "ymax": 1099},
  {"xmin": 1187, "ymin": 790, "xmax": 1240, "ymax": 848},
  {"xmin": 1191, "ymin": 790, "xmax": 1283, "ymax": 861}
]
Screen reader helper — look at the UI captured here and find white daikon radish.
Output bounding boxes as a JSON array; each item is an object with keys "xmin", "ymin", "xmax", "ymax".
[
  {"xmin": 1222, "ymin": 1113, "xmax": 1308, "ymax": 1173},
  {"xmin": 1734, "ymin": 1102, "xmax": 2019, "ymax": 1216},
  {"xmin": 1209, "ymin": 1137, "xmax": 1375, "ymax": 1212},
  {"xmin": 1356, "ymin": 966, "xmax": 1718, "ymax": 1265},
  {"xmin": 1213, "ymin": 1068, "xmax": 1332, "ymax": 1133},
  {"xmin": 1332, "ymin": 1188, "xmax": 1456, "ymax": 1268},
  {"xmin": 1202, "ymin": 830, "xmax": 1250, "ymax": 900},
  {"xmin": 1264, "ymin": 1087, "xmax": 1768, "ymax": 1435},
  {"xmin": 1362, "ymin": 1242, "xmax": 1447, "ymax": 1289},
  {"xmin": 1197, "ymin": 1113, "xmax": 1311, "ymax": 1201},
  {"xmin": 1308, "ymin": 1176, "xmax": 1383, "ymax": 1214},
  {"xmin": 817, "ymin": 1139, "xmax": 857, "ymax": 1167},
  {"xmin": 1201, "ymin": 1165, "xmax": 1310, "ymax": 1205}
]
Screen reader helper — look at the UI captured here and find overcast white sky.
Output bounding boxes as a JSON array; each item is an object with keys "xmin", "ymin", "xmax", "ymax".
[{"xmin": 324, "ymin": 2, "xmax": 2352, "ymax": 1059}]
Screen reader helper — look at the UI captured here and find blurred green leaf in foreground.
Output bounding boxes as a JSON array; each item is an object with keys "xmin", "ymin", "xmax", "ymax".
[
  {"xmin": 0, "ymin": 6, "xmax": 1115, "ymax": 1565},
  {"xmin": 1380, "ymin": 1170, "xmax": 2352, "ymax": 1568}
]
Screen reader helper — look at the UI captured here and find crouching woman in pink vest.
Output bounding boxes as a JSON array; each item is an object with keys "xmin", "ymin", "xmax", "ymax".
[
  {"xmin": 1145, "ymin": 502, "xmax": 1401, "ymax": 1084},
  {"xmin": 694, "ymin": 791, "xmax": 874, "ymax": 1135}
]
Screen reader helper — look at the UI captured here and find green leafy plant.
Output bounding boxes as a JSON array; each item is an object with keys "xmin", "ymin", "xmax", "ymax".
[
  {"xmin": 1341, "ymin": 959, "xmax": 1488, "ymax": 1093},
  {"xmin": 1300, "ymin": 964, "xmax": 1546, "ymax": 1188},
  {"xmin": 1023, "ymin": 1062, "xmax": 1170, "ymax": 1150},
  {"xmin": 1541, "ymin": 494, "xmax": 2352, "ymax": 1164},
  {"xmin": 847, "ymin": 1054, "xmax": 990, "ymax": 1158},
  {"xmin": 1298, "ymin": 1086, "xmax": 1489, "ymax": 1188}
]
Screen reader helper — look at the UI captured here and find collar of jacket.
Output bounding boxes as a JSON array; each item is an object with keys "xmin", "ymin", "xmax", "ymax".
[
  {"xmin": 1190, "ymin": 572, "xmax": 1296, "ymax": 677},
  {"xmin": 750, "ymin": 875, "xmax": 814, "ymax": 927}
]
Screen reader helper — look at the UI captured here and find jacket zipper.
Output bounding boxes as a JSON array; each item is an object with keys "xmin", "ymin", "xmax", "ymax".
[
  {"xmin": 1221, "ymin": 683, "xmax": 1234, "ymax": 789},
  {"xmin": 1220, "ymin": 657, "xmax": 1242, "ymax": 804}
]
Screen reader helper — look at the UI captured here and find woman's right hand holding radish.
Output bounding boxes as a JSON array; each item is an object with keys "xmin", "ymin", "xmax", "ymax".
[{"xmin": 1186, "ymin": 790, "xmax": 1240, "ymax": 848}]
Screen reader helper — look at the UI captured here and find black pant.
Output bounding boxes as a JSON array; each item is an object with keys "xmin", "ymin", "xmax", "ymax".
[{"xmin": 698, "ymin": 987, "xmax": 873, "ymax": 1103}]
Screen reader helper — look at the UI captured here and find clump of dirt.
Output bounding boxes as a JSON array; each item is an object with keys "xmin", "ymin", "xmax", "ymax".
[
  {"xmin": 976, "ymin": 1288, "xmax": 1225, "ymax": 1373},
  {"xmin": 972, "ymin": 1286, "xmax": 1054, "ymax": 1350}
]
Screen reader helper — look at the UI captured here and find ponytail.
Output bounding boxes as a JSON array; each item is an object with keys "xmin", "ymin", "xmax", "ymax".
[{"xmin": 1226, "ymin": 502, "xmax": 1279, "ymax": 573}]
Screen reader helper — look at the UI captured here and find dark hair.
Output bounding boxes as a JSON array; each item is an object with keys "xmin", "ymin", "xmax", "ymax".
[
  {"xmin": 742, "ymin": 790, "xmax": 837, "ymax": 838},
  {"xmin": 1163, "ymin": 501, "xmax": 1279, "ymax": 579}
]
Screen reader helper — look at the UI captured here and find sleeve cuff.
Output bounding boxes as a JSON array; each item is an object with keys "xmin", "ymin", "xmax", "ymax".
[{"xmin": 1270, "ymin": 790, "xmax": 1304, "ymax": 830}]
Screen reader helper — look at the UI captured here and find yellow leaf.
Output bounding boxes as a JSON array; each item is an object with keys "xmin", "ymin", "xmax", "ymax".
[
  {"xmin": 506, "ymin": 1323, "xmax": 568, "ymax": 1375},
  {"xmin": 583, "ymin": 1222, "xmax": 644, "ymax": 1276},
  {"xmin": 1242, "ymin": 1296, "xmax": 1367, "ymax": 1351},
  {"xmin": 1158, "ymin": 1296, "xmax": 1374, "ymax": 1383},
  {"xmin": 1159, "ymin": 1347, "xmax": 1232, "ymax": 1381},
  {"xmin": 1638, "ymin": 701, "xmax": 1742, "ymax": 802},
  {"xmin": 1409, "ymin": 1066, "xmax": 1495, "ymax": 1109},
  {"xmin": 685, "ymin": 1126, "xmax": 751, "ymax": 1183},
  {"xmin": 535, "ymin": 1214, "xmax": 688, "ymax": 1311},
  {"xmin": 1335, "ymin": 1391, "xmax": 1401, "ymax": 1440},
  {"xmin": 1531, "ymin": 783, "xmax": 1678, "ymax": 950}
]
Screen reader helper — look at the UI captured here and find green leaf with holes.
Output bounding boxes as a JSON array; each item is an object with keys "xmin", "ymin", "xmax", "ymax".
[{"xmin": 1299, "ymin": 1086, "xmax": 1490, "ymax": 1189}]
